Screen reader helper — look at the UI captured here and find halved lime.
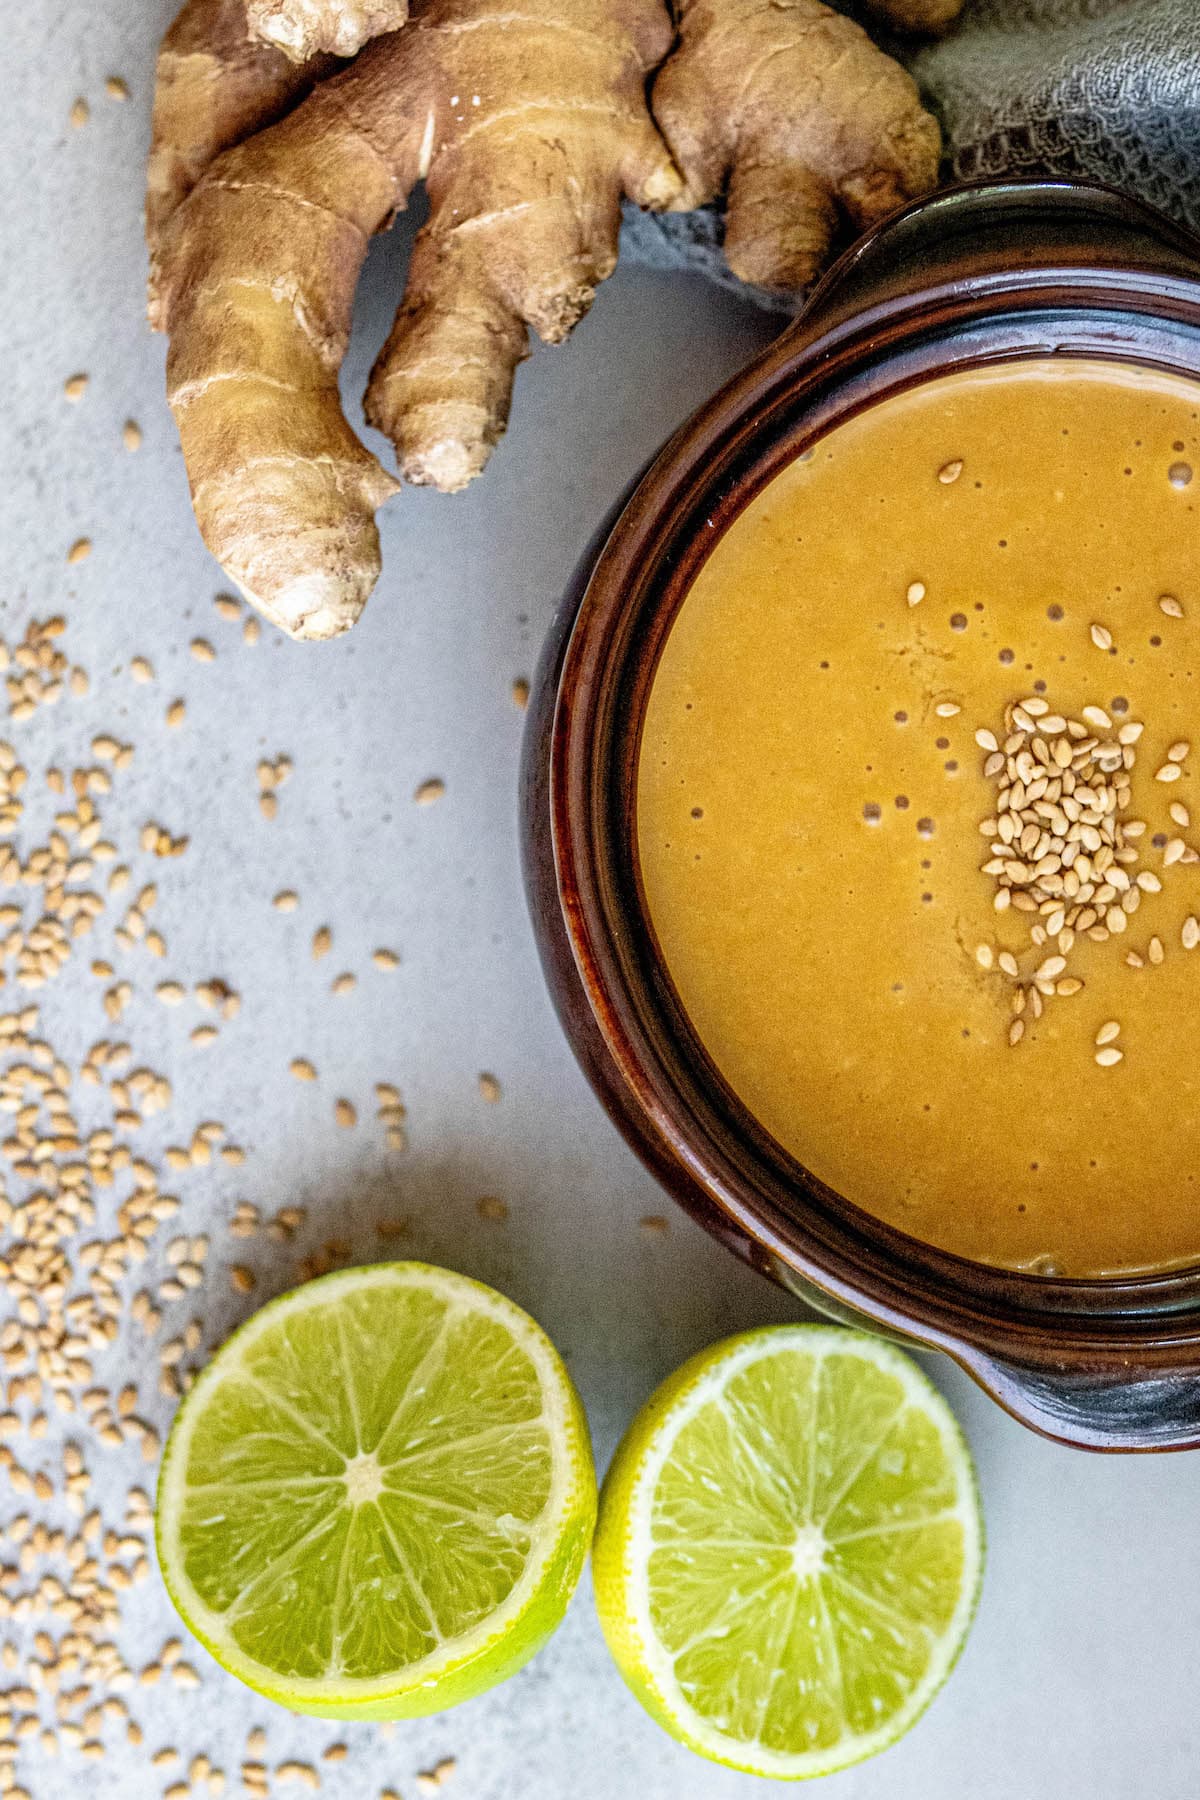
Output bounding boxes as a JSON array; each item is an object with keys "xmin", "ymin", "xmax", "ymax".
[
  {"xmin": 156, "ymin": 1263, "xmax": 596, "ymax": 1717},
  {"xmin": 593, "ymin": 1325, "xmax": 983, "ymax": 1779}
]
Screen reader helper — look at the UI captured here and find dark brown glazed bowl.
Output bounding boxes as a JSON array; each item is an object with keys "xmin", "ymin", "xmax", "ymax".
[{"xmin": 521, "ymin": 178, "xmax": 1200, "ymax": 1452}]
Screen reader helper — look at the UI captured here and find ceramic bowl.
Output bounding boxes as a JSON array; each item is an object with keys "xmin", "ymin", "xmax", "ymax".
[{"xmin": 521, "ymin": 179, "xmax": 1200, "ymax": 1451}]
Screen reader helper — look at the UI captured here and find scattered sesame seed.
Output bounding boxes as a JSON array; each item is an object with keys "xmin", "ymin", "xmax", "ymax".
[
  {"xmin": 105, "ymin": 75, "xmax": 130, "ymax": 100},
  {"xmin": 1094, "ymin": 1021, "xmax": 1121, "ymax": 1046},
  {"xmin": 334, "ymin": 1099, "xmax": 356, "ymax": 1129},
  {"xmin": 937, "ymin": 459, "xmax": 963, "ymax": 485},
  {"xmin": 372, "ymin": 948, "xmax": 400, "ymax": 970},
  {"xmin": 1094, "ymin": 1046, "xmax": 1124, "ymax": 1067},
  {"xmin": 311, "ymin": 926, "xmax": 332, "ymax": 960},
  {"xmin": 69, "ymin": 96, "xmax": 90, "ymax": 127},
  {"xmin": 289, "ymin": 1059, "xmax": 317, "ymax": 1082},
  {"xmin": 165, "ymin": 699, "xmax": 186, "ymax": 728},
  {"xmin": 414, "ymin": 778, "xmax": 445, "ymax": 806},
  {"xmin": 122, "ymin": 418, "xmax": 142, "ymax": 451},
  {"xmin": 67, "ymin": 537, "xmax": 92, "ymax": 565},
  {"xmin": 511, "ymin": 677, "xmax": 530, "ymax": 709},
  {"xmin": 478, "ymin": 1072, "xmax": 502, "ymax": 1102},
  {"xmin": 1089, "ymin": 623, "xmax": 1113, "ymax": 650},
  {"xmin": 906, "ymin": 581, "xmax": 926, "ymax": 605},
  {"xmin": 1159, "ymin": 593, "xmax": 1185, "ymax": 618},
  {"xmin": 190, "ymin": 639, "xmax": 215, "ymax": 663},
  {"xmin": 1155, "ymin": 763, "xmax": 1182, "ymax": 782}
]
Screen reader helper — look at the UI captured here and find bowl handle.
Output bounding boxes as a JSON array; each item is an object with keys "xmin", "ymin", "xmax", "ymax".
[
  {"xmin": 789, "ymin": 177, "xmax": 1200, "ymax": 343},
  {"xmin": 954, "ymin": 1343, "xmax": 1200, "ymax": 1453}
]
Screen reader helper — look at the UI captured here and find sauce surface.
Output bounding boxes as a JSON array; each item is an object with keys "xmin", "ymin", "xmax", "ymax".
[{"xmin": 637, "ymin": 359, "xmax": 1200, "ymax": 1276}]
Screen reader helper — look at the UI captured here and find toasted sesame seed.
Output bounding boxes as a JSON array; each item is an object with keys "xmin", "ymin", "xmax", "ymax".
[
  {"xmin": 67, "ymin": 538, "xmax": 92, "ymax": 565},
  {"xmin": 975, "ymin": 729, "xmax": 998, "ymax": 752},
  {"xmin": 1149, "ymin": 936, "xmax": 1165, "ymax": 964},
  {"xmin": 334, "ymin": 1100, "xmax": 356, "ymax": 1129},
  {"xmin": 122, "ymin": 418, "xmax": 142, "ymax": 451},
  {"xmin": 189, "ymin": 639, "xmax": 215, "ymax": 663},
  {"xmin": 1159, "ymin": 593, "xmax": 1186, "ymax": 618},
  {"xmin": 937, "ymin": 459, "xmax": 963, "ymax": 484},
  {"xmin": 331, "ymin": 972, "xmax": 356, "ymax": 995},
  {"xmin": 478, "ymin": 1072, "xmax": 502, "ymax": 1101},
  {"xmin": 1118, "ymin": 722, "xmax": 1144, "ymax": 745},
  {"xmin": 289, "ymin": 1059, "xmax": 317, "ymax": 1082},
  {"xmin": 1184, "ymin": 916, "xmax": 1200, "ymax": 950},
  {"xmin": 1168, "ymin": 740, "xmax": 1191, "ymax": 763},
  {"xmin": 974, "ymin": 944, "xmax": 994, "ymax": 970},
  {"xmin": 372, "ymin": 949, "xmax": 400, "ymax": 970},
  {"xmin": 906, "ymin": 581, "xmax": 926, "ymax": 605},
  {"xmin": 935, "ymin": 701, "xmax": 961, "ymax": 718},
  {"xmin": 511, "ymin": 677, "xmax": 530, "ymax": 708},
  {"xmin": 1008, "ymin": 1019, "xmax": 1025, "ymax": 1046},
  {"xmin": 1089, "ymin": 623, "xmax": 1113, "ymax": 650},
  {"xmin": 165, "ymin": 699, "xmax": 186, "ymax": 728},
  {"xmin": 1094, "ymin": 1046, "xmax": 1124, "ymax": 1067},
  {"xmin": 1155, "ymin": 763, "xmax": 1182, "ymax": 782},
  {"xmin": 414, "ymin": 778, "xmax": 445, "ymax": 806},
  {"xmin": 1169, "ymin": 802, "xmax": 1191, "ymax": 827},
  {"xmin": 311, "ymin": 926, "xmax": 332, "ymax": 960},
  {"xmin": 1095, "ymin": 1021, "xmax": 1121, "ymax": 1046}
]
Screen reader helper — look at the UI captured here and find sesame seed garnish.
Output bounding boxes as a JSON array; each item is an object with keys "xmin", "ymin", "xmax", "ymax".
[
  {"xmin": 906, "ymin": 581, "xmax": 926, "ymax": 606},
  {"xmin": 1094, "ymin": 1021, "xmax": 1121, "ymax": 1046},
  {"xmin": 1094, "ymin": 1046, "xmax": 1123, "ymax": 1067},
  {"xmin": 122, "ymin": 418, "xmax": 142, "ymax": 451},
  {"xmin": 67, "ymin": 537, "xmax": 92, "ymax": 565},
  {"xmin": 372, "ymin": 948, "xmax": 400, "ymax": 970},
  {"xmin": 1159, "ymin": 593, "xmax": 1186, "ymax": 618},
  {"xmin": 934, "ymin": 701, "xmax": 961, "ymax": 718},
  {"xmin": 334, "ymin": 1099, "xmax": 357, "ymax": 1129},
  {"xmin": 511, "ymin": 677, "xmax": 530, "ymax": 708},
  {"xmin": 273, "ymin": 890, "xmax": 298, "ymax": 912},
  {"xmin": 289, "ymin": 1058, "xmax": 317, "ymax": 1082},
  {"xmin": 1168, "ymin": 740, "xmax": 1191, "ymax": 763},
  {"xmin": 189, "ymin": 638, "xmax": 215, "ymax": 663},
  {"xmin": 478, "ymin": 1072, "xmax": 502, "ymax": 1101},
  {"xmin": 1089, "ymin": 623, "xmax": 1113, "ymax": 651},
  {"xmin": 1149, "ymin": 936, "xmax": 1165, "ymax": 965},
  {"xmin": 414, "ymin": 778, "xmax": 445, "ymax": 806},
  {"xmin": 1184, "ymin": 917, "xmax": 1200, "ymax": 950},
  {"xmin": 1170, "ymin": 802, "xmax": 1191, "ymax": 827},
  {"xmin": 937, "ymin": 459, "xmax": 964, "ymax": 484},
  {"xmin": 311, "ymin": 926, "xmax": 332, "ymax": 960},
  {"xmin": 64, "ymin": 372, "xmax": 89, "ymax": 402}
]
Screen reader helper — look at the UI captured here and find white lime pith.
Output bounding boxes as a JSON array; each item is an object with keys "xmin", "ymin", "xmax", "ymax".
[
  {"xmin": 592, "ymin": 1325, "xmax": 983, "ymax": 1779},
  {"xmin": 156, "ymin": 1262, "xmax": 597, "ymax": 1718}
]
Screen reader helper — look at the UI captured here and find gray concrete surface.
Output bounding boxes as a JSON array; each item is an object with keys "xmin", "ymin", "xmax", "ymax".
[{"xmin": 3, "ymin": 5, "xmax": 1200, "ymax": 1798}]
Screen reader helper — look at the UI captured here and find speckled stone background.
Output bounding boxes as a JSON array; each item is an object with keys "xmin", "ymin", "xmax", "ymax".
[{"xmin": 3, "ymin": 5, "xmax": 1200, "ymax": 1799}]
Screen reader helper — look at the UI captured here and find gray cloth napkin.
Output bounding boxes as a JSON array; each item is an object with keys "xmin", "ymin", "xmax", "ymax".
[{"xmin": 621, "ymin": 0, "xmax": 1200, "ymax": 310}]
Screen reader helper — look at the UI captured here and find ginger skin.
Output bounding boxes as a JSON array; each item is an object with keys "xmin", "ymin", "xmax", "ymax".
[
  {"xmin": 652, "ymin": 0, "xmax": 943, "ymax": 294},
  {"xmin": 246, "ymin": 0, "xmax": 409, "ymax": 62},
  {"xmin": 866, "ymin": 0, "xmax": 967, "ymax": 32},
  {"xmin": 152, "ymin": 0, "xmax": 680, "ymax": 638},
  {"xmin": 146, "ymin": 0, "xmax": 334, "ymax": 261}
]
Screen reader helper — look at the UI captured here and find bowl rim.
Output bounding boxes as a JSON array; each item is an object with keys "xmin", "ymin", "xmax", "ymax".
[{"xmin": 545, "ymin": 178, "xmax": 1200, "ymax": 1391}]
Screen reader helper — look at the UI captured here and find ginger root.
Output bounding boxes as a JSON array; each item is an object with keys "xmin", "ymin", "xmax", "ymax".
[
  {"xmin": 148, "ymin": 0, "xmax": 955, "ymax": 639},
  {"xmin": 652, "ymin": 0, "xmax": 943, "ymax": 294},
  {"xmin": 151, "ymin": 0, "xmax": 679, "ymax": 638},
  {"xmin": 146, "ymin": 0, "xmax": 333, "ymax": 259},
  {"xmin": 246, "ymin": 0, "xmax": 409, "ymax": 62},
  {"xmin": 866, "ymin": 0, "xmax": 967, "ymax": 33}
]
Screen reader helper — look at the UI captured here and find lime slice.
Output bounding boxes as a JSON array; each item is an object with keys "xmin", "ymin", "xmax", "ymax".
[
  {"xmin": 593, "ymin": 1325, "xmax": 983, "ymax": 1779},
  {"xmin": 156, "ymin": 1263, "xmax": 596, "ymax": 1718}
]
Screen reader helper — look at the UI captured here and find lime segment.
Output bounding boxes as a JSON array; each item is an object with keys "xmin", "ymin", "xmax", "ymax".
[
  {"xmin": 593, "ymin": 1325, "xmax": 983, "ymax": 1779},
  {"xmin": 157, "ymin": 1263, "xmax": 596, "ymax": 1717}
]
